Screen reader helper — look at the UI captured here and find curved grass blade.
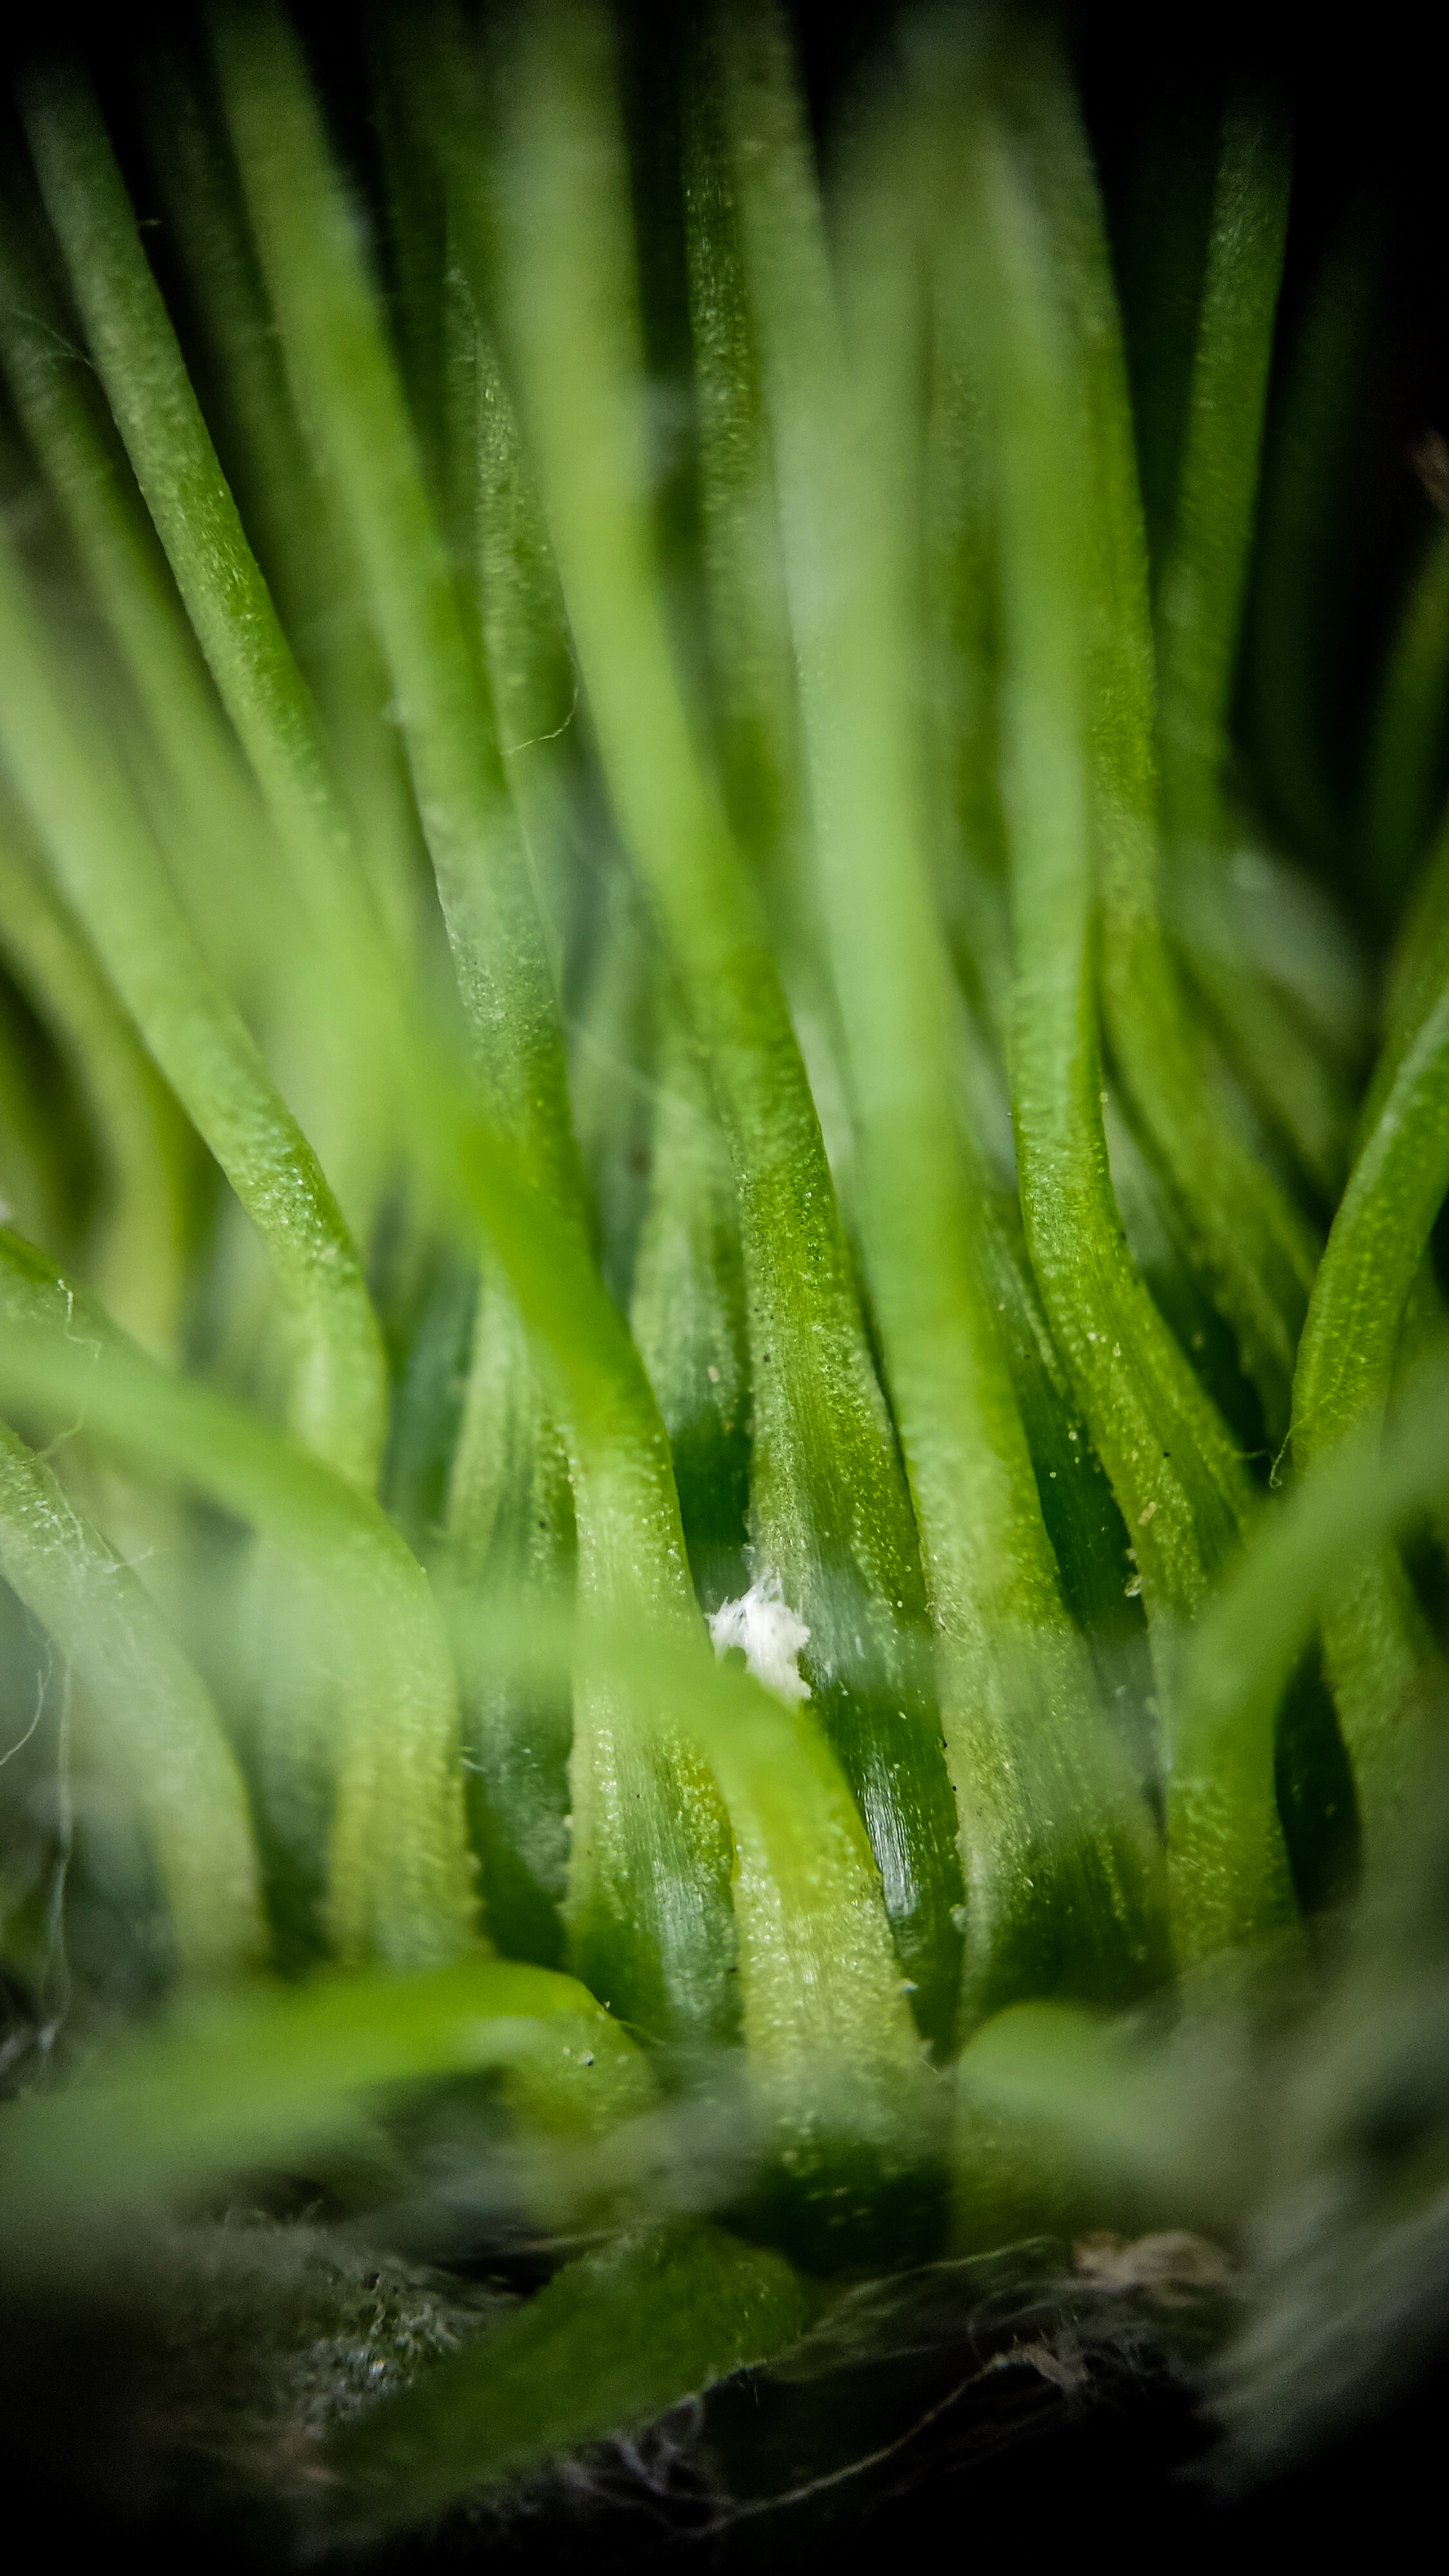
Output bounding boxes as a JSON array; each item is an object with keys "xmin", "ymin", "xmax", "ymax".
[
  {"xmin": 492, "ymin": 0, "xmax": 965, "ymax": 2052},
  {"xmin": 209, "ymin": 0, "xmax": 577, "ymax": 1207},
  {"xmin": 1157, "ymin": 149, "xmax": 1367, "ymax": 1193},
  {"xmin": 1290, "ymin": 969, "xmax": 1449, "ymax": 1837},
  {"xmin": 0, "ymin": 518, "xmax": 386, "ymax": 1492},
  {"xmin": 0, "ymin": 1415, "xmax": 263, "ymax": 1980},
  {"xmin": 403, "ymin": 1105, "xmax": 937, "ymax": 2234},
  {"xmin": 1372, "ymin": 797, "xmax": 1449, "ymax": 1148},
  {"xmin": 997, "ymin": 42, "xmax": 1316, "ymax": 1443},
  {"xmin": 0, "ymin": 1232, "xmax": 474, "ymax": 1968},
  {"xmin": 18, "ymin": 53, "xmax": 415, "ymax": 1279},
  {"xmin": 0, "ymin": 986, "xmax": 68, "ymax": 1254},
  {"xmin": 628, "ymin": 987, "xmax": 751, "ymax": 1615},
  {"xmin": 714, "ymin": 13, "xmax": 1165, "ymax": 2030},
  {"xmin": 1171, "ymin": 1357, "xmax": 1449, "ymax": 1963},
  {"xmin": 957, "ymin": 91, "xmax": 1254, "ymax": 1636},
  {"xmin": 20, "ymin": 64, "xmax": 383, "ymax": 966},
  {"xmin": 327, "ymin": 2220, "xmax": 811, "ymax": 2533},
  {"xmin": 0, "ymin": 1956, "xmax": 648, "ymax": 2272},
  {"xmin": 952, "ymin": 1996, "xmax": 1252, "ymax": 2253},
  {"xmin": 0, "ymin": 159, "xmax": 276, "ymax": 1003},
  {"xmin": 132, "ymin": 34, "xmax": 429, "ymax": 972},
  {"xmin": 681, "ymin": 46, "xmax": 809, "ymax": 957},
  {"xmin": 210, "ymin": 4, "xmax": 741, "ymax": 2042},
  {"xmin": 0, "ymin": 826, "xmax": 194, "ymax": 1360}
]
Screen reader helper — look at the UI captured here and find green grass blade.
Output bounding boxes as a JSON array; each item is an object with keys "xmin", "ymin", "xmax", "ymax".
[
  {"xmin": 681, "ymin": 39, "xmax": 807, "ymax": 944},
  {"xmin": 0, "ymin": 519, "xmax": 386, "ymax": 1491},
  {"xmin": 496, "ymin": 0, "xmax": 964, "ymax": 2053},
  {"xmin": 411, "ymin": 1096, "xmax": 935, "ymax": 2215},
  {"xmin": 327, "ymin": 2222, "xmax": 811, "ymax": 2531},
  {"xmin": 1001, "ymin": 42, "xmax": 1315, "ymax": 1443},
  {"xmin": 1290, "ymin": 966, "xmax": 1449, "ymax": 1834},
  {"xmin": 209, "ymin": 4, "xmax": 740, "ymax": 2038},
  {"xmin": 133, "ymin": 36, "xmax": 428, "ymax": 972},
  {"xmin": 0, "ymin": 988, "xmax": 69, "ymax": 1253},
  {"xmin": 952, "ymin": 1997, "xmax": 1249, "ymax": 2253},
  {"xmin": 0, "ymin": 1232, "xmax": 473, "ymax": 1966},
  {"xmin": 1154, "ymin": 96, "xmax": 1291, "ymax": 860},
  {"xmin": 209, "ymin": 0, "xmax": 577, "ymax": 1202},
  {"xmin": 686, "ymin": 1649, "xmax": 944, "ymax": 2260},
  {"xmin": 468, "ymin": 290, "xmax": 586, "ymax": 976},
  {"xmin": 0, "ymin": 826, "xmax": 194, "ymax": 1359},
  {"xmin": 0, "ymin": 163, "xmax": 276, "ymax": 1003},
  {"xmin": 628, "ymin": 989, "xmax": 751, "ymax": 1614},
  {"xmin": 443, "ymin": 1257, "xmax": 575, "ymax": 1970},
  {"xmin": 396, "ymin": 1051, "xmax": 740, "ymax": 2051},
  {"xmin": 716, "ymin": 18, "xmax": 1163, "ymax": 2028},
  {"xmin": 20, "ymin": 64, "xmax": 380, "ymax": 965},
  {"xmin": 0, "ymin": 1415, "xmax": 263, "ymax": 1979},
  {"xmin": 1171, "ymin": 1358, "xmax": 1449, "ymax": 1960},
  {"xmin": 21, "ymin": 52, "xmax": 409, "ymax": 1257},
  {"xmin": 1361, "ymin": 518, "xmax": 1449, "ymax": 922},
  {"xmin": 443, "ymin": 1593, "xmax": 942, "ymax": 2241},
  {"xmin": 1242, "ymin": 210, "xmax": 1381, "ymax": 874},
  {"xmin": 1372, "ymin": 800, "xmax": 1449, "ymax": 1147},
  {"xmin": 960, "ymin": 103, "xmax": 1254, "ymax": 1634},
  {"xmin": 0, "ymin": 1957, "xmax": 647, "ymax": 2268}
]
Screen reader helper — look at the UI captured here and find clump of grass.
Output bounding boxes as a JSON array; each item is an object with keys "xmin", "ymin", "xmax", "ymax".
[{"xmin": 2, "ymin": 0, "xmax": 1448, "ymax": 2536}]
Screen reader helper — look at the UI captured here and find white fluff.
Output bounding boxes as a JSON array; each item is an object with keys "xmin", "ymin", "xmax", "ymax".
[{"xmin": 708, "ymin": 1576, "xmax": 812, "ymax": 1706}]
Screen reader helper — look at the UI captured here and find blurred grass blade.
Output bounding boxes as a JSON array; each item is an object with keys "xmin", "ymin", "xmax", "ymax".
[
  {"xmin": 0, "ymin": 502, "xmax": 386, "ymax": 1491},
  {"xmin": 0, "ymin": 1414, "xmax": 264, "ymax": 1978},
  {"xmin": 0, "ymin": 162, "xmax": 275, "ymax": 1006},
  {"xmin": 1362, "ymin": 516, "xmax": 1449, "ymax": 921},
  {"xmin": 1171, "ymin": 1356, "xmax": 1449, "ymax": 1960},
  {"xmin": 0, "ymin": 1230, "xmax": 474, "ymax": 1966},
  {"xmin": 211, "ymin": 0, "xmax": 578, "ymax": 1203},
  {"xmin": 0, "ymin": 826, "xmax": 195, "ymax": 1359},
  {"xmin": 952, "ymin": 1997, "xmax": 1254, "ymax": 2253},
  {"xmin": 0, "ymin": 1957, "xmax": 649, "ymax": 2268},
  {"xmin": 1155, "ymin": 96, "xmax": 1291, "ymax": 862},
  {"xmin": 1243, "ymin": 210, "xmax": 1381, "ymax": 875},
  {"xmin": 209, "ymin": 2, "xmax": 746, "ymax": 2048},
  {"xmin": 1289, "ymin": 961, "xmax": 1449, "ymax": 1836}
]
